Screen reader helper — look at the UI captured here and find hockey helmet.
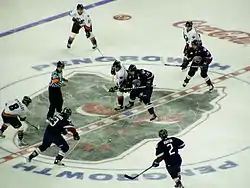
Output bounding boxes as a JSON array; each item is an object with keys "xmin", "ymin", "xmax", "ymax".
[
  {"xmin": 61, "ymin": 107, "xmax": 72, "ymax": 118},
  {"xmin": 128, "ymin": 64, "xmax": 137, "ymax": 73},
  {"xmin": 185, "ymin": 21, "xmax": 193, "ymax": 28},
  {"xmin": 159, "ymin": 129, "xmax": 168, "ymax": 139},
  {"xmin": 77, "ymin": 4, "xmax": 84, "ymax": 10},
  {"xmin": 22, "ymin": 96, "xmax": 32, "ymax": 106},
  {"xmin": 57, "ymin": 61, "xmax": 65, "ymax": 69},
  {"xmin": 191, "ymin": 40, "xmax": 201, "ymax": 48},
  {"xmin": 113, "ymin": 60, "xmax": 121, "ymax": 70}
]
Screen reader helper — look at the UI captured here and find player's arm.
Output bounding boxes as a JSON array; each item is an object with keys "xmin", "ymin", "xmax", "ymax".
[
  {"xmin": 152, "ymin": 143, "xmax": 164, "ymax": 167},
  {"xmin": 173, "ymin": 137, "xmax": 185, "ymax": 149},
  {"xmin": 64, "ymin": 120, "xmax": 80, "ymax": 140}
]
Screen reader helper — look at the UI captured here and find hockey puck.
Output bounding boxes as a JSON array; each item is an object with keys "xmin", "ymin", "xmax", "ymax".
[{"xmin": 113, "ymin": 14, "xmax": 132, "ymax": 21}]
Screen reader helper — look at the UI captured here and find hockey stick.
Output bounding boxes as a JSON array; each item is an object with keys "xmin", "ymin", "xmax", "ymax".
[
  {"xmin": 164, "ymin": 63, "xmax": 199, "ymax": 68},
  {"xmin": 96, "ymin": 47, "xmax": 104, "ymax": 57},
  {"xmin": 25, "ymin": 120, "xmax": 39, "ymax": 130},
  {"xmin": 124, "ymin": 165, "xmax": 153, "ymax": 180},
  {"xmin": 64, "ymin": 139, "xmax": 80, "ymax": 159}
]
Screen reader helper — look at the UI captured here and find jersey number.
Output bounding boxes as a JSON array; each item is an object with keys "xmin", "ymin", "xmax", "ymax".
[
  {"xmin": 9, "ymin": 103, "xmax": 19, "ymax": 111},
  {"xmin": 167, "ymin": 143, "xmax": 175, "ymax": 155},
  {"xmin": 49, "ymin": 117, "xmax": 60, "ymax": 127}
]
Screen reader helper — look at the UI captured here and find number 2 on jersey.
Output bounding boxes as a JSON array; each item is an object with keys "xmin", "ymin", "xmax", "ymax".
[{"xmin": 167, "ymin": 143, "xmax": 175, "ymax": 155}]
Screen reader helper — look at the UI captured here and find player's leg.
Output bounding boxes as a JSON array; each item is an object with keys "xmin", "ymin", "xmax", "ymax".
[
  {"xmin": 47, "ymin": 87, "xmax": 57, "ymax": 119},
  {"xmin": 125, "ymin": 89, "xmax": 139, "ymax": 109},
  {"xmin": 53, "ymin": 136, "xmax": 70, "ymax": 166},
  {"xmin": 166, "ymin": 157, "xmax": 184, "ymax": 188},
  {"xmin": 28, "ymin": 130, "xmax": 52, "ymax": 162},
  {"xmin": 0, "ymin": 113, "xmax": 11, "ymax": 138},
  {"xmin": 55, "ymin": 88, "xmax": 63, "ymax": 113},
  {"xmin": 182, "ymin": 62, "xmax": 198, "ymax": 87},
  {"xmin": 200, "ymin": 64, "xmax": 214, "ymax": 92},
  {"xmin": 15, "ymin": 121, "xmax": 28, "ymax": 147},
  {"xmin": 114, "ymin": 90, "xmax": 124, "ymax": 110},
  {"xmin": 67, "ymin": 22, "xmax": 81, "ymax": 48},
  {"xmin": 141, "ymin": 87, "xmax": 157, "ymax": 121},
  {"xmin": 84, "ymin": 25, "xmax": 97, "ymax": 49}
]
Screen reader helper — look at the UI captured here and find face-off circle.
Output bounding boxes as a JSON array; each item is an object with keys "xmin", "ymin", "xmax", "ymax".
[{"xmin": 113, "ymin": 14, "xmax": 132, "ymax": 21}]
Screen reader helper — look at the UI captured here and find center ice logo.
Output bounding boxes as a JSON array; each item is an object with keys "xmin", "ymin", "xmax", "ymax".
[{"xmin": 24, "ymin": 72, "xmax": 226, "ymax": 161}]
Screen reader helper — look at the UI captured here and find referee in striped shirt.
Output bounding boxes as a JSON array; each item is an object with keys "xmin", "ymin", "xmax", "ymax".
[{"xmin": 47, "ymin": 61, "xmax": 68, "ymax": 120}]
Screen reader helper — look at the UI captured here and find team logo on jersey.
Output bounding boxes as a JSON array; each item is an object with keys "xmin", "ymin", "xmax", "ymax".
[
  {"xmin": 24, "ymin": 71, "xmax": 227, "ymax": 162},
  {"xmin": 113, "ymin": 14, "xmax": 132, "ymax": 21}
]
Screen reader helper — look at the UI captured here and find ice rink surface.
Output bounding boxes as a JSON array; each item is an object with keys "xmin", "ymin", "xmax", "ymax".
[{"xmin": 0, "ymin": 0, "xmax": 250, "ymax": 187}]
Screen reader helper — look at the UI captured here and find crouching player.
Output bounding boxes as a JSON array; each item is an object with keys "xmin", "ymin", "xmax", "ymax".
[{"xmin": 28, "ymin": 107, "xmax": 80, "ymax": 166}]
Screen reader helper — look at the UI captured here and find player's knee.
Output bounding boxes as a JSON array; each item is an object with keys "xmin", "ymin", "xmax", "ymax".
[
  {"xmin": 142, "ymin": 96, "xmax": 150, "ymax": 105},
  {"xmin": 188, "ymin": 69, "xmax": 196, "ymax": 77},
  {"xmin": 200, "ymin": 71, "xmax": 208, "ymax": 78},
  {"xmin": 117, "ymin": 91, "xmax": 123, "ymax": 96},
  {"xmin": 60, "ymin": 143, "xmax": 69, "ymax": 153},
  {"xmin": 39, "ymin": 144, "xmax": 48, "ymax": 152}
]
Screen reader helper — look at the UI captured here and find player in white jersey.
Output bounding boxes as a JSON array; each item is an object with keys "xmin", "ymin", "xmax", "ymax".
[
  {"xmin": 109, "ymin": 60, "xmax": 128, "ymax": 110},
  {"xmin": 0, "ymin": 96, "xmax": 32, "ymax": 147},
  {"xmin": 67, "ymin": 4, "xmax": 97, "ymax": 49},
  {"xmin": 183, "ymin": 21, "xmax": 202, "ymax": 55}
]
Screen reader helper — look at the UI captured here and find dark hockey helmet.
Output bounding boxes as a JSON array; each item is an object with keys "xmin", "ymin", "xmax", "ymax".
[
  {"xmin": 22, "ymin": 96, "xmax": 32, "ymax": 106},
  {"xmin": 77, "ymin": 4, "xmax": 84, "ymax": 10},
  {"xmin": 57, "ymin": 61, "xmax": 65, "ymax": 69},
  {"xmin": 113, "ymin": 60, "xmax": 122, "ymax": 70},
  {"xmin": 159, "ymin": 129, "xmax": 168, "ymax": 139},
  {"xmin": 128, "ymin": 64, "xmax": 137, "ymax": 75},
  {"xmin": 185, "ymin": 21, "xmax": 193, "ymax": 28},
  {"xmin": 61, "ymin": 107, "xmax": 72, "ymax": 119}
]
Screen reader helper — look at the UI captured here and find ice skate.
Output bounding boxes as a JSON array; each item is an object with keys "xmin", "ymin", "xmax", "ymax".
[
  {"xmin": 54, "ymin": 159, "xmax": 65, "ymax": 166},
  {"xmin": 174, "ymin": 181, "xmax": 184, "ymax": 188},
  {"xmin": 150, "ymin": 113, "xmax": 157, "ymax": 121},
  {"xmin": 0, "ymin": 131, "xmax": 6, "ymax": 138},
  {"xmin": 67, "ymin": 43, "xmax": 71, "ymax": 49},
  {"xmin": 209, "ymin": 84, "xmax": 214, "ymax": 92},
  {"xmin": 114, "ymin": 105, "xmax": 123, "ymax": 111},
  {"xmin": 18, "ymin": 139, "xmax": 28, "ymax": 148},
  {"xmin": 125, "ymin": 102, "xmax": 134, "ymax": 109}
]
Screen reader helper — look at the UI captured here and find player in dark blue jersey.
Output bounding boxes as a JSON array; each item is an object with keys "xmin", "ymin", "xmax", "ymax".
[
  {"xmin": 124, "ymin": 64, "xmax": 157, "ymax": 121},
  {"xmin": 152, "ymin": 129, "xmax": 185, "ymax": 188},
  {"xmin": 181, "ymin": 40, "xmax": 214, "ymax": 92},
  {"xmin": 28, "ymin": 107, "xmax": 80, "ymax": 166}
]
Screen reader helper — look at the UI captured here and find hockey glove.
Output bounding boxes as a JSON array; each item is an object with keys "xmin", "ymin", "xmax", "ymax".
[
  {"xmin": 73, "ymin": 133, "xmax": 80, "ymax": 140},
  {"xmin": 109, "ymin": 86, "xmax": 118, "ymax": 92},
  {"xmin": 152, "ymin": 159, "xmax": 160, "ymax": 167}
]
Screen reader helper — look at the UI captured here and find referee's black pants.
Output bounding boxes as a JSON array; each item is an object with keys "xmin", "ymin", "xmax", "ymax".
[{"xmin": 47, "ymin": 86, "xmax": 63, "ymax": 119}]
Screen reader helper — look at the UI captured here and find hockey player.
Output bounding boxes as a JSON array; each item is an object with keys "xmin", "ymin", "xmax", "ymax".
[
  {"xmin": 47, "ymin": 61, "xmax": 68, "ymax": 120},
  {"xmin": 125, "ymin": 64, "xmax": 157, "ymax": 121},
  {"xmin": 183, "ymin": 21, "xmax": 201, "ymax": 55},
  {"xmin": 152, "ymin": 129, "xmax": 185, "ymax": 188},
  {"xmin": 109, "ymin": 60, "xmax": 128, "ymax": 110},
  {"xmin": 181, "ymin": 40, "xmax": 214, "ymax": 92},
  {"xmin": 67, "ymin": 4, "xmax": 97, "ymax": 49},
  {"xmin": 0, "ymin": 96, "xmax": 32, "ymax": 147},
  {"xmin": 28, "ymin": 107, "xmax": 80, "ymax": 166}
]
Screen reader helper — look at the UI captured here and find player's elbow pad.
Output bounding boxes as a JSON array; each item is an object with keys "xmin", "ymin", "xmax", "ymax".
[
  {"xmin": 66, "ymin": 127, "xmax": 77, "ymax": 134},
  {"xmin": 178, "ymin": 143, "xmax": 185, "ymax": 149}
]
